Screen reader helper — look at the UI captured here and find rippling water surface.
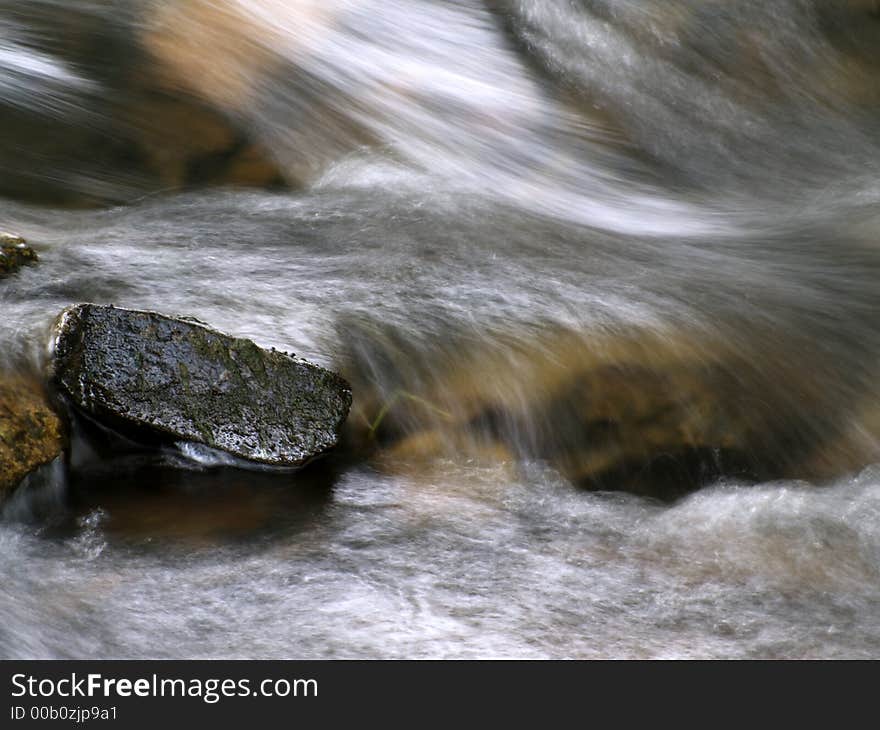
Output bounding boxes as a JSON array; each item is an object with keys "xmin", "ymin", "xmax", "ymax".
[
  {"xmin": 3, "ymin": 463, "xmax": 880, "ymax": 659},
  {"xmin": 1, "ymin": 0, "xmax": 880, "ymax": 658}
]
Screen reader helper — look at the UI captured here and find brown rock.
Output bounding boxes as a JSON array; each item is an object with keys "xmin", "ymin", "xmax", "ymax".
[
  {"xmin": 343, "ymin": 321, "xmax": 873, "ymax": 498},
  {"xmin": 221, "ymin": 144, "xmax": 286, "ymax": 188},
  {"xmin": 0, "ymin": 375, "xmax": 66, "ymax": 501}
]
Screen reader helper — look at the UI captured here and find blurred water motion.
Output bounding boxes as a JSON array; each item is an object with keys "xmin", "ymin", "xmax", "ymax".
[{"xmin": 1, "ymin": 0, "xmax": 880, "ymax": 658}]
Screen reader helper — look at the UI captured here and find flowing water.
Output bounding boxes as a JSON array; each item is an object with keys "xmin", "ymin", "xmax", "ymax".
[{"xmin": 1, "ymin": 0, "xmax": 880, "ymax": 658}]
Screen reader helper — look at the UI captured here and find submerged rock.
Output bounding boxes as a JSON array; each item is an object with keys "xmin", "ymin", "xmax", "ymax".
[
  {"xmin": 0, "ymin": 234, "xmax": 38, "ymax": 277},
  {"xmin": 342, "ymin": 318, "xmax": 868, "ymax": 499},
  {"xmin": 0, "ymin": 375, "xmax": 66, "ymax": 501},
  {"xmin": 50, "ymin": 304, "xmax": 351, "ymax": 466}
]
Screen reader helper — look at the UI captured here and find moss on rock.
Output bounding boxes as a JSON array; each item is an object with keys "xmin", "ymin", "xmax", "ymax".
[
  {"xmin": 0, "ymin": 374, "xmax": 65, "ymax": 501},
  {"xmin": 0, "ymin": 234, "xmax": 39, "ymax": 277}
]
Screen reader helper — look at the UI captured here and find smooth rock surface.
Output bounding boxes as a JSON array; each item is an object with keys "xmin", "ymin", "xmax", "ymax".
[{"xmin": 50, "ymin": 304, "xmax": 351, "ymax": 466}]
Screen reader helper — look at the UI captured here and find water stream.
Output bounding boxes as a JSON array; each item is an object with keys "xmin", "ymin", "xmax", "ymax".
[{"xmin": 1, "ymin": 0, "xmax": 879, "ymax": 658}]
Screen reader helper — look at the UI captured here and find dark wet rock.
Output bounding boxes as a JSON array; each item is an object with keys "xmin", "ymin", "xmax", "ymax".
[
  {"xmin": 50, "ymin": 304, "xmax": 352, "ymax": 466},
  {"xmin": 0, "ymin": 375, "xmax": 66, "ymax": 501},
  {"xmin": 0, "ymin": 234, "xmax": 39, "ymax": 277}
]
